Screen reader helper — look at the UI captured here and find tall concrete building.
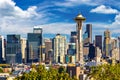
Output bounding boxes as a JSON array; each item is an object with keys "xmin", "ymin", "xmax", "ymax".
[
  {"xmin": 53, "ymin": 34, "xmax": 67, "ymax": 63},
  {"xmin": 95, "ymin": 47, "xmax": 102, "ymax": 62},
  {"xmin": 0, "ymin": 35, "xmax": 5, "ymax": 63},
  {"xmin": 20, "ymin": 38, "xmax": 26, "ymax": 63},
  {"xmin": 111, "ymin": 38, "xmax": 117, "ymax": 49},
  {"xmin": 103, "ymin": 29, "xmax": 111, "ymax": 57},
  {"xmin": 27, "ymin": 27, "xmax": 42, "ymax": 63},
  {"xmin": 44, "ymin": 38, "xmax": 53, "ymax": 62},
  {"xmin": 111, "ymin": 48, "xmax": 119, "ymax": 61},
  {"xmin": 6, "ymin": 34, "xmax": 22, "ymax": 64},
  {"xmin": 95, "ymin": 35, "xmax": 102, "ymax": 52},
  {"xmin": 75, "ymin": 14, "xmax": 85, "ymax": 64}
]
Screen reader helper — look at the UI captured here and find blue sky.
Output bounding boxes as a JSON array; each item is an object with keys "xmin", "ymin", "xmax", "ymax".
[{"xmin": 0, "ymin": 0, "xmax": 120, "ymax": 40}]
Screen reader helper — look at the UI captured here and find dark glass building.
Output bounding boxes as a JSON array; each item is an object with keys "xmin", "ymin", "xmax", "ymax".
[
  {"xmin": 70, "ymin": 31, "xmax": 77, "ymax": 43},
  {"xmin": 83, "ymin": 24, "xmax": 92, "ymax": 46},
  {"xmin": 95, "ymin": 35, "xmax": 102, "ymax": 51},
  {"xmin": 88, "ymin": 44, "xmax": 95, "ymax": 60},
  {"xmin": 27, "ymin": 27, "xmax": 42, "ymax": 63},
  {"xmin": 6, "ymin": 34, "xmax": 22, "ymax": 64}
]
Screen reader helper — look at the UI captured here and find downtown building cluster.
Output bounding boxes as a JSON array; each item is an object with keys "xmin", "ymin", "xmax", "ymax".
[{"xmin": 0, "ymin": 14, "xmax": 120, "ymax": 66}]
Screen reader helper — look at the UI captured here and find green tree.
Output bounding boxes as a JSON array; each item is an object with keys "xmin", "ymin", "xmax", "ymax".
[
  {"xmin": 0, "ymin": 67, "xmax": 3, "ymax": 73},
  {"xmin": 87, "ymin": 64, "xmax": 120, "ymax": 80},
  {"xmin": 15, "ymin": 64, "xmax": 76, "ymax": 80}
]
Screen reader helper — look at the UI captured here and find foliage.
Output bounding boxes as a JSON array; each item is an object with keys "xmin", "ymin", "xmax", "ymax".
[
  {"xmin": 0, "ymin": 67, "xmax": 3, "ymax": 73},
  {"xmin": 87, "ymin": 64, "xmax": 120, "ymax": 80},
  {"xmin": 15, "ymin": 65, "xmax": 77, "ymax": 80}
]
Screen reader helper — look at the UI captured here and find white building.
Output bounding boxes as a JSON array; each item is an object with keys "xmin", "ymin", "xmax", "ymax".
[
  {"xmin": 95, "ymin": 47, "xmax": 102, "ymax": 62},
  {"xmin": 111, "ymin": 48, "xmax": 119, "ymax": 61},
  {"xmin": 0, "ymin": 35, "xmax": 5, "ymax": 62},
  {"xmin": 53, "ymin": 34, "xmax": 67, "ymax": 63},
  {"xmin": 20, "ymin": 38, "xmax": 26, "ymax": 63}
]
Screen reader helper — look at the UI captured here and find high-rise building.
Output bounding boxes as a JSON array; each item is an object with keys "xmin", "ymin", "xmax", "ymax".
[
  {"xmin": 87, "ymin": 24, "xmax": 92, "ymax": 43},
  {"xmin": 75, "ymin": 14, "xmax": 85, "ymax": 64},
  {"xmin": 0, "ymin": 35, "xmax": 5, "ymax": 63},
  {"xmin": 83, "ymin": 24, "xmax": 92, "ymax": 60},
  {"xmin": 68, "ymin": 43, "xmax": 76, "ymax": 55},
  {"xmin": 20, "ymin": 38, "xmax": 26, "ymax": 63},
  {"xmin": 53, "ymin": 34, "xmax": 67, "ymax": 63},
  {"xmin": 70, "ymin": 31, "xmax": 77, "ymax": 43},
  {"xmin": 33, "ymin": 26, "xmax": 42, "ymax": 33},
  {"xmin": 111, "ymin": 48, "xmax": 119, "ymax": 61},
  {"xmin": 44, "ymin": 38, "xmax": 53, "ymax": 62},
  {"xmin": 103, "ymin": 29, "xmax": 111, "ymax": 57},
  {"xmin": 95, "ymin": 47, "xmax": 102, "ymax": 62},
  {"xmin": 27, "ymin": 27, "xmax": 42, "ymax": 63},
  {"xmin": 6, "ymin": 34, "xmax": 22, "ymax": 64},
  {"xmin": 83, "ymin": 24, "xmax": 92, "ymax": 46},
  {"xmin": 111, "ymin": 38, "xmax": 117, "ymax": 49},
  {"xmin": 95, "ymin": 35, "xmax": 102, "ymax": 51},
  {"xmin": 88, "ymin": 44, "xmax": 95, "ymax": 60}
]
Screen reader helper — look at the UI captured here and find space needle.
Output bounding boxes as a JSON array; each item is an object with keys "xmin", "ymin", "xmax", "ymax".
[{"xmin": 75, "ymin": 14, "xmax": 86, "ymax": 64}]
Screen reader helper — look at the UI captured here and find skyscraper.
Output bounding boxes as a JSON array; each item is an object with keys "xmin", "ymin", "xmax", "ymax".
[
  {"xmin": 6, "ymin": 34, "xmax": 22, "ymax": 64},
  {"xmin": 95, "ymin": 47, "xmax": 102, "ymax": 62},
  {"xmin": 53, "ymin": 34, "xmax": 67, "ymax": 63},
  {"xmin": 20, "ymin": 38, "xmax": 26, "ymax": 63},
  {"xmin": 44, "ymin": 38, "xmax": 53, "ymax": 62},
  {"xmin": 103, "ymin": 29, "xmax": 111, "ymax": 57},
  {"xmin": 70, "ymin": 31, "xmax": 77, "ymax": 43},
  {"xmin": 88, "ymin": 44, "xmax": 95, "ymax": 60},
  {"xmin": 83, "ymin": 24, "xmax": 92, "ymax": 45},
  {"xmin": 0, "ymin": 35, "xmax": 5, "ymax": 63},
  {"xmin": 95, "ymin": 35, "xmax": 102, "ymax": 51},
  {"xmin": 75, "ymin": 14, "xmax": 85, "ymax": 64},
  {"xmin": 27, "ymin": 27, "xmax": 42, "ymax": 63},
  {"xmin": 33, "ymin": 26, "xmax": 42, "ymax": 33}
]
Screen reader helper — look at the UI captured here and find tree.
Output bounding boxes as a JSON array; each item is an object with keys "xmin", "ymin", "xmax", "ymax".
[
  {"xmin": 0, "ymin": 67, "xmax": 3, "ymax": 73},
  {"xmin": 87, "ymin": 64, "xmax": 120, "ymax": 80},
  {"xmin": 15, "ymin": 64, "xmax": 75, "ymax": 80}
]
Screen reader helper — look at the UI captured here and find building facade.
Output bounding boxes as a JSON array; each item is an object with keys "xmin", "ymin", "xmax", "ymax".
[
  {"xmin": 103, "ymin": 29, "xmax": 111, "ymax": 57},
  {"xmin": 27, "ymin": 27, "xmax": 42, "ymax": 63},
  {"xmin": 44, "ymin": 38, "xmax": 53, "ymax": 62},
  {"xmin": 53, "ymin": 34, "xmax": 67, "ymax": 63},
  {"xmin": 95, "ymin": 35, "xmax": 102, "ymax": 52},
  {"xmin": 83, "ymin": 24, "xmax": 92, "ymax": 45},
  {"xmin": 95, "ymin": 47, "xmax": 102, "ymax": 62},
  {"xmin": 20, "ymin": 38, "xmax": 26, "ymax": 63},
  {"xmin": 6, "ymin": 34, "xmax": 22, "ymax": 64},
  {"xmin": 0, "ymin": 35, "xmax": 5, "ymax": 63}
]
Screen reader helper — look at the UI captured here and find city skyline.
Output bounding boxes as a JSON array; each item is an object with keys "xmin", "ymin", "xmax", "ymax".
[{"xmin": 0, "ymin": 0, "xmax": 120, "ymax": 39}]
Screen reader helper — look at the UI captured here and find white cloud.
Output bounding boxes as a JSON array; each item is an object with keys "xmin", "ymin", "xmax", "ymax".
[
  {"xmin": 0, "ymin": 0, "xmax": 120, "ymax": 39},
  {"xmin": 0, "ymin": 0, "xmax": 40, "ymax": 19},
  {"xmin": 0, "ymin": 0, "xmax": 48, "ymax": 37},
  {"xmin": 38, "ymin": 23, "xmax": 76, "ymax": 34},
  {"xmin": 90, "ymin": 5, "xmax": 119, "ymax": 14},
  {"xmin": 54, "ymin": 0, "xmax": 97, "ymax": 7},
  {"xmin": 110, "ymin": 14, "xmax": 120, "ymax": 36}
]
